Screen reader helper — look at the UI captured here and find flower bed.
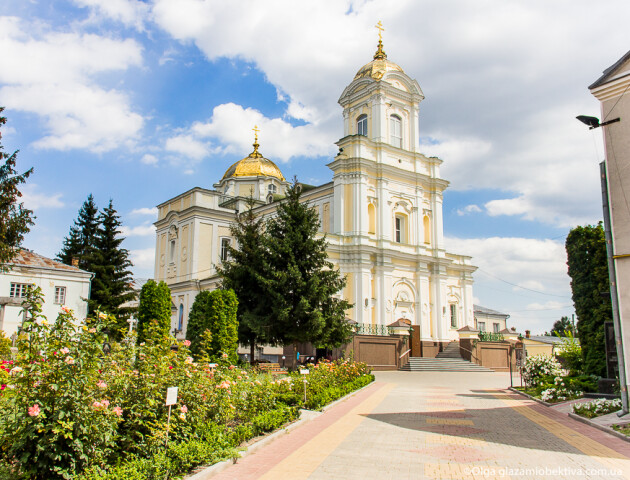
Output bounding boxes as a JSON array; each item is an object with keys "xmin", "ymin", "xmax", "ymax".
[
  {"xmin": 0, "ymin": 292, "xmax": 373, "ymax": 480},
  {"xmin": 572, "ymin": 398, "xmax": 622, "ymax": 418}
]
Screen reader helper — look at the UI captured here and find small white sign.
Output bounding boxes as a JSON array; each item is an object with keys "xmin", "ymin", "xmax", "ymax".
[
  {"xmin": 165, "ymin": 386, "xmax": 178, "ymax": 406},
  {"xmin": 300, "ymin": 369, "xmax": 309, "ymax": 375},
  {"xmin": 208, "ymin": 363, "xmax": 218, "ymax": 368}
]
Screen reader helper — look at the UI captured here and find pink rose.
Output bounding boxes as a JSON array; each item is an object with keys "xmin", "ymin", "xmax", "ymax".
[
  {"xmin": 183, "ymin": 340, "xmax": 191, "ymax": 347},
  {"xmin": 112, "ymin": 406, "xmax": 123, "ymax": 416},
  {"xmin": 97, "ymin": 380, "xmax": 107, "ymax": 389},
  {"xmin": 28, "ymin": 404, "xmax": 41, "ymax": 417},
  {"xmin": 181, "ymin": 405, "xmax": 188, "ymax": 413}
]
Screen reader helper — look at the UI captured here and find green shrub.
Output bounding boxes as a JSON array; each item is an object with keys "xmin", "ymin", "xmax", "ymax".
[
  {"xmin": 556, "ymin": 331, "xmax": 583, "ymax": 375},
  {"xmin": 0, "ymin": 330, "xmax": 11, "ymax": 360},
  {"xmin": 136, "ymin": 280, "xmax": 172, "ymax": 344},
  {"xmin": 573, "ymin": 398, "xmax": 622, "ymax": 418},
  {"xmin": 522, "ymin": 355, "xmax": 562, "ymax": 387}
]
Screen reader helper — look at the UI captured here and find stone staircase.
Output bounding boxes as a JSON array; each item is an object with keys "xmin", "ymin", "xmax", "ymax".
[{"xmin": 400, "ymin": 342, "xmax": 494, "ymax": 372}]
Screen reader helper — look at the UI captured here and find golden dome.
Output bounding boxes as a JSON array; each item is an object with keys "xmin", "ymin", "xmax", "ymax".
[
  {"xmin": 354, "ymin": 39, "xmax": 404, "ymax": 81},
  {"xmin": 221, "ymin": 140, "xmax": 285, "ymax": 181}
]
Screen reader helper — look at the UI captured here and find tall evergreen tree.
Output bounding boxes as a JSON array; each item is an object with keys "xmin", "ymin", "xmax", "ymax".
[
  {"xmin": 57, "ymin": 194, "xmax": 99, "ymax": 271},
  {"xmin": 137, "ymin": 280, "xmax": 172, "ymax": 344},
  {"xmin": 218, "ymin": 196, "xmax": 275, "ymax": 360},
  {"xmin": 265, "ymin": 179, "xmax": 353, "ymax": 366},
  {"xmin": 0, "ymin": 107, "xmax": 34, "ymax": 271},
  {"xmin": 566, "ymin": 223, "xmax": 612, "ymax": 377},
  {"xmin": 89, "ymin": 199, "xmax": 135, "ymax": 330}
]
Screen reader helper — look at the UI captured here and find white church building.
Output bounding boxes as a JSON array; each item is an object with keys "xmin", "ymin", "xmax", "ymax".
[{"xmin": 153, "ymin": 36, "xmax": 477, "ymax": 356}]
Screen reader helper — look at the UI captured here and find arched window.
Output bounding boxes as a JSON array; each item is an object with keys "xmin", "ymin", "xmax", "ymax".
[
  {"xmin": 390, "ymin": 114, "xmax": 402, "ymax": 148},
  {"xmin": 367, "ymin": 203, "xmax": 376, "ymax": 234},
  {"xmin": 394, "ymin": 214, "xmax": 407, "ymax": 243},
  {"xmin": 423, "ymin": 215, "xmax": 431, "ymax": 245},
  {"xmin": 450, "ymin": 304, "xmax": 457, "ymax": 328},
  {"xmin": 178, "ymin": 304, "xmax": 184, "ymax": 331},
  {"xmin": 357, "ymin": 114, "xmax": 368, "ymax": 136}
]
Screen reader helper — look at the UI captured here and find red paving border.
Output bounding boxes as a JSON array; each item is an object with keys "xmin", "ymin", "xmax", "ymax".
[
  {"xmin": 500, "ymin": 390, "xmax": 630, "ymax": 457},
  {"xmin": 211, "ymin": 381, "xmax": 387, "ymax": 480}
]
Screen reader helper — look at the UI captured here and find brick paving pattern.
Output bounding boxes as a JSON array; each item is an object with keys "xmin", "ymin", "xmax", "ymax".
[{"xmin": 206, "ymin": 371, "xmax": 630, "ymax": 480}]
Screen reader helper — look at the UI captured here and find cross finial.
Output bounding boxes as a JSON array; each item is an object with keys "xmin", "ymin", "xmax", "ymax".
[
  {"xmin": 375, "ymin": 21, "xmax": 384, "ymax": 42},
  {"xmin": 253, "ymin": 125, "xmax": 260, "ymax": 142},
  {"xmin": 250, "ymin": 125, "xmax": 262, "ymax": 158}
]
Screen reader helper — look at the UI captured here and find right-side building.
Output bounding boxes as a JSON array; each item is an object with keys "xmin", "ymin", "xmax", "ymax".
[{"xmin": 589, "ymin": 49, "xmax": 630, "ymax": 411}]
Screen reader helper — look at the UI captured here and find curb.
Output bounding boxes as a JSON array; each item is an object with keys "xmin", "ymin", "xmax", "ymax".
[
  {"xmin": 568, "ymin": 412, "xmax": 630, "ymax": 444},
  {"xmin": 185, "ymin": 378, "xmax": 377, "ymax": 479},
  {"xmin": 507, "ymin": 387, "xmax": 554, "ymax": 407}
]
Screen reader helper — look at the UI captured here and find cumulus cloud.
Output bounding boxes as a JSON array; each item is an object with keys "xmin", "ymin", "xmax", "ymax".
[
  {"xmin": 191, "ymin": 103, "xmax": 334, "ymax": 162},
  {"xmin": 20, "ymin": 184, "xmax": 65, "ymax": 210},
  {"xmin": 456, "ymin": 204, "xmax": 482, "ymax": 216},
  {"xmin": 130, "ymin": 207, "xmax": 158, "ymax": 216},
  {"xmin": 0, "ymin": 16, "xmax": 144, "ymax": 152},
  {"xmin": 129, "ymin": 247, "xmax": 155, "ymax": 276},
  {"xmin": 141, "ymin": 153, "xmax": 158, "ymax": 165},
  {"xmin": 73, "ymin": 0, "xmax": 149, "ymax": 30},
  {"xmin": 120, "ymin": 224, "xmax": 156, "ymax": 237}
]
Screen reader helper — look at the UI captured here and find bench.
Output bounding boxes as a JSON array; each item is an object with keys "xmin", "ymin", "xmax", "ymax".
[{"xmin": 257, "ymin": 362, "xmax": 288, "ymax": 375}]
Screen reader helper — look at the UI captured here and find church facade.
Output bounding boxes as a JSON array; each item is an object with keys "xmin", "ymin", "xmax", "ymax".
[{"xmin": 153, "ymin": 38, "xmax": 477, "ymax": 354}]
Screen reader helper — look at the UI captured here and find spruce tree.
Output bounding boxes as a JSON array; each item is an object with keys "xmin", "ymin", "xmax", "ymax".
[
  {"xmin": 265, "ymin": 179, "xmax": 353, "ymax": 366},
  {"xmin": 218, "ymin": 196, "xmax": 275, "ymax": 360},
  {"xmin": 89, "ymin": 199, "xmax": 135, "ymax": 331},
  {"xmin": 566, "ymin": 223, "xmax": 611, "ymax": 377},
  {"xmin": 0, "ymin": 107, "xmax": 34, "ymax": 270},
  {"xmin": 57, "ymin": 194, "xmax": 99, "ymax": 271}
]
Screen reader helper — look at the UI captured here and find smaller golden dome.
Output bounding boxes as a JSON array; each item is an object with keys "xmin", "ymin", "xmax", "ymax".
[
  {"xmin": 221, "ymin": 139, "xmax": 285, "ymax": 181},
  {"xmin": 354, "ymin": 39, "xmax": 404, "ymax": 81}
]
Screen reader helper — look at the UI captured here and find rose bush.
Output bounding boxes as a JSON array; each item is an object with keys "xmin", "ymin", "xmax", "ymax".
[
  {"xmin": 522, "ymin": 354, "xmax": 562, "ymax": 387},
  {"xmin": 0, "ymin": 289, "xmax": 373, "ymax": 480}
]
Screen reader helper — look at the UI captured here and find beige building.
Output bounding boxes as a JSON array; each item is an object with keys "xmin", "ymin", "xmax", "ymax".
[
  {"xmin": 474, "ymin": 305, "xmax": 510, "ymax": 333},
  {"xmin": 154, "ymin": 38, "xmax": 477, "ymax": 354},
  {"xmin": 589, "ymin": 49, "xmax": 630, "ymax": 409}
]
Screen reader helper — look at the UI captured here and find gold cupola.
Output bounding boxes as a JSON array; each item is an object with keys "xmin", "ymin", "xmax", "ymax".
[
  {"xmin": 221, "ymin": 127, "xmax": 285, "ymax": 181},
  {"xmin": 354, "ymin": 21, "xmax": 404, "ymax": 81}
]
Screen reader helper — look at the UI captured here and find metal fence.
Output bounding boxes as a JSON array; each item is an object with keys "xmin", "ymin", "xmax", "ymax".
[{"xmin": 354, "ymin": 323, "xmax": 393, "ymax": 336}]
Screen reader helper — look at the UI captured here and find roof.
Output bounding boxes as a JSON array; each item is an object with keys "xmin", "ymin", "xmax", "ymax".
[
  {"xmin": 354, "ymin": 40, "xmax": 404, "ymax": 81},
  {"xmin": 6, "ymin": 249, "xmax": 89, "ymax": 273},
  {"xmin": 221, "ymin": 141, "xmax": 285, "ymax": 181},
  {"xmin": 473, "ymin": 304, "xmax": 509, "ymax": 317},
  {"xmin": 527, "ymin": 335, "xmax": 566, "ymax": 345},
  {"xmin": 589, "ymin": 49, "xmax": 630, "ymax": 89}
]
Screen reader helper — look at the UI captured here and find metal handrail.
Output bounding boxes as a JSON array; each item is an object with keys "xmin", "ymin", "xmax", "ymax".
[
  {"xmin": 457, "ymin": 344, "xmax": 482, "ymax": 365},
  {"xmin": 399, "ymin": 348, "xmax": 411, "ymax": 359}
]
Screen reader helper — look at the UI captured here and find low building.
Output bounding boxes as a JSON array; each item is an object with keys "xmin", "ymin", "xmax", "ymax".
[
  {"xmin": 0, "ymin": 250, "xmax": 93, "ymax": 337},
  {"xmin": 474, "ymin": 305, "xmax": 510, "ymax": 333}
]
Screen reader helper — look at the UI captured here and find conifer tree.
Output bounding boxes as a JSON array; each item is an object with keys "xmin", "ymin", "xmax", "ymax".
[
  {"xmin": 265, "ymin": 179, "xmax": 353, "ymax": 366},
  {"xmin": 89, "ymin": 199, "xmax": 135, "ymax": 330},
  {"xmin": 0, "ymin": 107, "xmax": 34, "ymax": 270},
  {"xmin": 57, "ymin": 194, "xmax": 99, "ymax": 270},
  {"xmin": 137, "ymin": 280, "xmax": 172, "ymax": 344},
  {"xmin": 566, "ymin": 223, "xmax": 611, "ymax": 377},
  {"xmin": 218, "ymin": 196, "xmax": 275, "ymax": 360}
]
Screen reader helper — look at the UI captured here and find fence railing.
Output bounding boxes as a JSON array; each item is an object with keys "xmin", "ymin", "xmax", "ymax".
[
  {"xmin": 478, "ymin": 331, "xmax": 504, "ymax": 342},
  {"xmin": 355, "ymin": 323, "xmax": 393, "ymax": 336}
]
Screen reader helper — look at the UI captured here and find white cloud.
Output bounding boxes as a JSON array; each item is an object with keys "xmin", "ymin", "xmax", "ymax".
[
  {"xmin": 120, "ymin": 224, "xmax": 156, "ymax": 237},
  {"xmin": 129, "ymin": 247, "xmax": 155, "ymax": 276},
  {"xmin": 73, "ymin": 0, "xmax": 149, "ymax": 30},
  {"xmin": 191, "ymin": 103, "xmax": 334, "ymax": 162},
  {"xmin": 141, "ymin": 154, "xmax": 158, "ymax": 165},
  {"xmin": 20, "ymin": 184, "xmax": 65, "ymax": 210},
  {"xmin": 165, "ymin": 134, "xmax": 210, "ymax": 161},
  {"xmin": 0, "ymin": 16, "xmax": 144, "ymax": 152},
  {"xmin": 456, "ymin": 204, "xmax": 482, "ymax": 216},
  {"xmin": 130, "ymin": 207, "xmax": 158, "ymax": 216}
]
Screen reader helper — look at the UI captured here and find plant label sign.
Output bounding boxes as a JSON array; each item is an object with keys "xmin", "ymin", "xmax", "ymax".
[
  {"xmin": 165, "ymin": 386, "xmax": 178, "ymax": 406},
  {"xmin": 300, "ymin": 369, "xmax": 309, "ymax": 375}
]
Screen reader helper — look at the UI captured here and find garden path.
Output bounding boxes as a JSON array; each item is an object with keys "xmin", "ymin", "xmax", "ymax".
[{"xmin": 205, "ymin": 371, "xmax": 630, "ymax": 480}]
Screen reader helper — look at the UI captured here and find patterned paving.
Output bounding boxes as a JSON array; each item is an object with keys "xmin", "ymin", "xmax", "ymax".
[{"xmin": 204, "ymin": 371, "xmax": 630, "ymax": 480}]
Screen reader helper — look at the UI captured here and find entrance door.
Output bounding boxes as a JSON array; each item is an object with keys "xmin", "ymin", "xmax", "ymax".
[{"xmin": 410, "ymin": 325, "xmax": 421, "ymax": 357}]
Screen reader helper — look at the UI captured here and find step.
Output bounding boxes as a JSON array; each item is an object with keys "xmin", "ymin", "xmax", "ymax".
[{"xmin": 400, "ymin": 356, "xmax": 494, "ymax": 372}]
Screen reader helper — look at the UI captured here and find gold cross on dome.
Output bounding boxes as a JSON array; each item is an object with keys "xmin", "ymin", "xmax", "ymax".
[
  {"xmin": 375, "ymin": 21, "xmax": 384, "ymax": 42},
  {"xmin": 253, "ymin": 125, "xmax": 260, "ymax": 142}
]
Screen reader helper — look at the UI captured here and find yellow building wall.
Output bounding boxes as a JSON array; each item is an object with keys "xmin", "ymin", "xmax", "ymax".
[{"xmin": 198, "ymin": 223, "xmax": 213, "ymax": 278}]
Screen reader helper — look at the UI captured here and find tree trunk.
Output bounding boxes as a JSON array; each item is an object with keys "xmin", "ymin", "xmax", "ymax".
[
  {"xmin": 292, "ymin": 342, "xmax": 298, "ymax": 370},
  {"xmin": 250, "ymin": 341, "xmax": 255, "ymax": 364}
]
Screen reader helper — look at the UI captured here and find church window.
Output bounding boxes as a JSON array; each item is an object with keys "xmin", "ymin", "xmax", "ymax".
[
  {"xmin": 450, "ymin": 304, "xmax": 457, "ymax": 328},
  {"xmin": 423, "ymin": 215, "xmax": 431, "ymax": 244},
  {"xmin": 390, "ymin": 114, "xmax": 402, "ymax": 148},
  {"xmin": 394, "ymin": 215, "xmax": 406, "ymax": 243},
  {"xmin": 268, "ymin": 184, "xmax": 277, "ymax": 194},
  {"xmin": 357, "ymin": 114, "xmax": 368, "ymax": 136},
  {"xmin": 367, "ymin": 203, "xmax": 376, "ymax": 234},
  {"xmin": 178, "ymin": 304, "xmax": 184, "ymax": 331},
  {"xmin": 169, "ymin": 240, "xmax": 176, "ymax": 263},
  {"xmin": 220, "ymin": 238, "xmax": 231, "ymax": 262}
]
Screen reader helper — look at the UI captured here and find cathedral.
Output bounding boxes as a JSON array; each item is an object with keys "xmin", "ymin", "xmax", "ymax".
[{"xmin": 153, "ymin": 34, "xmax": 477, "ymax": 356}]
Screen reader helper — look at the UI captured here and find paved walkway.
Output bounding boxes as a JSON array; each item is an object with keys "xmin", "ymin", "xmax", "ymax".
[{"xmin": 210, "ymin": 371, "xmax": 630, "ymax": 480}]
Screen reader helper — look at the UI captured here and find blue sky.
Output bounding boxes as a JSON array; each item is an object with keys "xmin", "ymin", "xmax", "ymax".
[{"xmin": 2, "ymin": 0, "xmax": 629, "ymax": 334}]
